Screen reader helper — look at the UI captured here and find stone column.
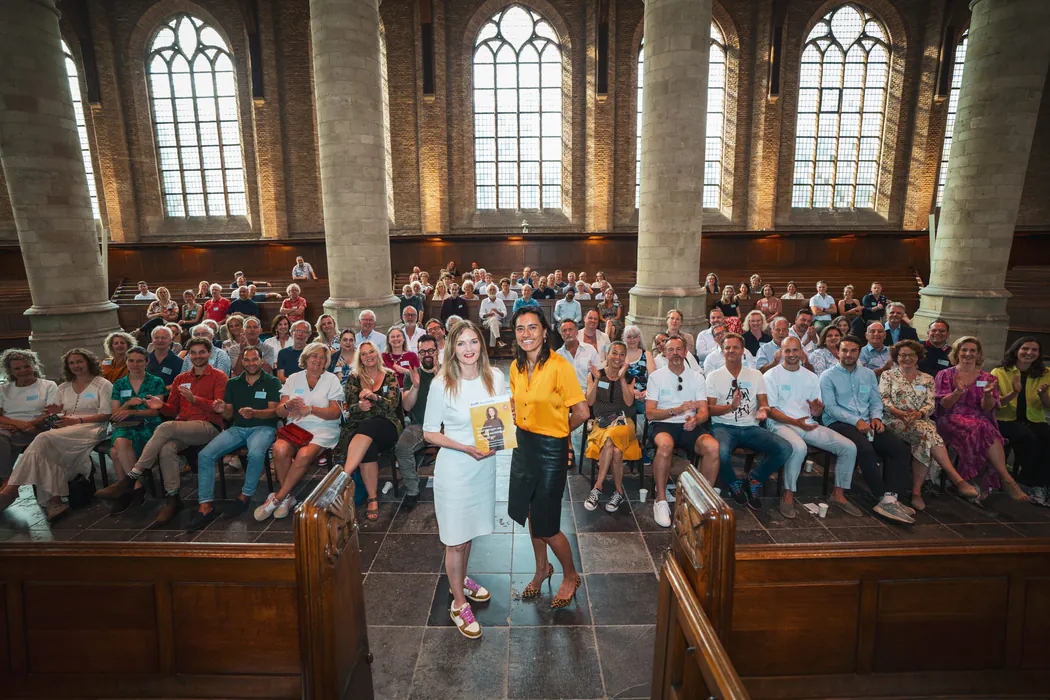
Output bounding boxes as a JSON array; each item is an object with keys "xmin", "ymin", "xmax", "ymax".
[
  {"xmin": 0, "ymin": 0, "xmax": 119, "ymax": 376},
  {"xmin": 310, "ymin": 0, "xmax": 399, "ymax": 331},
  {"xmin": 914, "ymin": 0, "xmax": 1050, "ymax": 361},
  {"xmin": 627, "ymin": 0, "xmax": 712, "ymax": 342}
]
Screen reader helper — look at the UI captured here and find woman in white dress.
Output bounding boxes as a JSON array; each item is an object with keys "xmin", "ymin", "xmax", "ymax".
[
  {"xmin": 0, "ymin": 348, "xmax": 112, "ymax": 521},
  {"xmin": 423, "ymin": 321, "xmax": 504, "ymax": 640}
]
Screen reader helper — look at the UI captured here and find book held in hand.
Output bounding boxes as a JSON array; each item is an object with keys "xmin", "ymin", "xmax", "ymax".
[{"xmin": 469, "ymin": 394, "xmax": 516, "ymax": 452}]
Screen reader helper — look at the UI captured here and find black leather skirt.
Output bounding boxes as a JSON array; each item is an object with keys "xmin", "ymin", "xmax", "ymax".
[{"xmin": 508, "ymin": 428, "xmax": 569, "ymax": 538}]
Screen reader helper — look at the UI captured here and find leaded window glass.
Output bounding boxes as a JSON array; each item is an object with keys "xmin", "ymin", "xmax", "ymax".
[
  {"xmin": 936, "ymin": 30, "xmax": 967, "ymax": 207},
  {"xmin": 62, "ymin": 40, "xmax": 100, "ymax": 220}
]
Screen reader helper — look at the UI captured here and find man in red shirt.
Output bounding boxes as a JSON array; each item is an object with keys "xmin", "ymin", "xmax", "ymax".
[
  {"xmin": 203, "ymin": 283, "xmax": 231, "ymax": 323},
  {"xmin": 96, "ymin": 338, "xmax": 228, "ymax": 525}
]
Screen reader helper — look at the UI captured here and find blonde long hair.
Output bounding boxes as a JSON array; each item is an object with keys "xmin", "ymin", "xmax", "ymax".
[
  {"xmin": 351, "ymin": 340, "xmax": 393, "ymax": 391},
  {"xmin": 439, "ymin": 321, "xmax": 496, "ymax": 400}
]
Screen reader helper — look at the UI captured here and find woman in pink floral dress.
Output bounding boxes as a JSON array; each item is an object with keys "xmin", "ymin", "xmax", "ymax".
[{"xmin": 934, "ymin": 337, "xmax": 1028, "ymax": 500}]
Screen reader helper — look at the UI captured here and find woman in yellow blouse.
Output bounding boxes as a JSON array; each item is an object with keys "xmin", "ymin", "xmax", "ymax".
[
  {"xmin": 992, "ymin": 337, "xmax": 1050, "ymax": 505},
  {"xmin": 509, "ymin": 307, "xmax": 590, "ymax": 609}
]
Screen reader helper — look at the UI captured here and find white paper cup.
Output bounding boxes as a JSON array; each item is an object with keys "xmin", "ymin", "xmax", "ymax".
[
  {"xmin": 818, "ymin": 502, "xmax": 829, "ymax": 518},
  {"xmin": 638, "ymin": 488, "xmax": 648, "ymax": 502}
]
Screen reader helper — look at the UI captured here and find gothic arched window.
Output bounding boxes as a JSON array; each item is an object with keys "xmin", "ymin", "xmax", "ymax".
[
  {"xmin": 636, "ymin": 23, "xmax": 726, "ymax": 209},
  {"xmin": 473, "ymin": 5, "xmax": 563, "ymax": 210},
  {"xmin": 791, "ymin": 4, "xmax": 890, "ymax": 209},
  {"xmin": 936, "ymin": 30, "xmax": 967, "ymax": 207},
  {"xmin": 62, "ymin": 40, "xmax": 100, "ymax": 220},
  {"xmin": 147, "ymin": 14, "xmax": 247, "ymax": 217}
]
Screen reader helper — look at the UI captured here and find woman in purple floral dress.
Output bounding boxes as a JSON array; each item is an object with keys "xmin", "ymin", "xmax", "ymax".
[{"xmin": 934, "ymin": 337, "xmax": 1028, "ymax": 500}]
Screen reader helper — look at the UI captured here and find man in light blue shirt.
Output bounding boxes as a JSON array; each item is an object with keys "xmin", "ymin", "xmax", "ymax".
[
  {"xmin": 858, "ymin": 322, "xmax": 892, "ymax": 378},
  {"xmin": 553, "ymin": 289, "xmax": 582, "ymax": 326},
  {"xmin": 820, "ymin": 336, "xmax": 913, "ymax": 524},
  {"xmin": 757, "ymin": 316, "xmax": 790, "ymax": 372},
  {"xmin": 181, "ymin": 325, "xmax": 231, "ymax": 375},
  {"xmin": 355, "ymin": 309, "xmax": 387, "ymax": 353}
]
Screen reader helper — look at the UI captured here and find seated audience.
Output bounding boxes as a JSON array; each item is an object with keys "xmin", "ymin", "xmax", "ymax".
[
  {"xmin": 134, "ymin": 281, "xmax": 158, "ymax": 301},
  {"xmin": 188, "ymin": 346, "xmax": 282, "ymax": 529},
  {"xmin": 764, "ymin": 337, "xmax": 860, "ymax": 518},
  {"xmin": 255, "ymin": 343, "xmax": 344, "ymax": 521},
  {"xmin": 735, "ymin": 282, "xmax": 753, "ymax": 310},
  {"xmin": 592, "ymin": 271, "xmax": 607, "ymax": 290},
  {"xmin": 497, "ymin": 278, "xmax": 518, "ymax": 304},
  {"xmin": 515, "ymin": 266, "xmax": 531, "ymax": 286},
  {"xmin": 782, "ymin": 281, "xmax": 805, "ymax": 300},
  {"xmin": 861, "ymin": 281, "xmax": 888, "ymax": 325},
  {"xmin": 106, "ymin": 346, "xmax": 166, "ymax": 515},
  {"xmin": 881, "ymin": 340, "xmax": 980, "ymax": 510},
  {"xmin": 228, "ymin": 286, "xmax": 260, "ymax": 318},
  {"xmin": 623, "ymin": 325, "xmax": 655, "ymax": 415},
  {"xmin": 704, "ymin": 273, "xmax": 720, "ymax": 296},
  {"xmin": 756, "ymin": 316, "xmax": 790, "ymax": 372},
  {"xmin": 809, "ymin": 280, "xmax": 835, "ymax": 331},
  {"xmin": 98, "ymin": 338, "xmax": 227, "ymax": 525},
  {"xmin": 553, "ymin": 288, "xmax": 582, "ymax": 327},
  {"xmin": 329, "ymin": 329, "xmax": 357, "ymax": 384},
  {"xmin": 556, "ymin": 319, "xmax": 600, "ymax": 395},
  {"xmin": 249, "ymin": 284, "xmax": 282, "ymax": 302},
  {"xmin": 579, "ymin": 309, "xmax": 612, "ymax": 363},
  {"xmin": 418, "ymin": 271, "xmax": 433, "ymax": 296},
  {"xmin": 578, "ymin": 271, "xmax": 590, "ymax": 289},
  {"xmin": 533, "ymin": 276, "xmax": 555, "ymax": 300},
  {"xmin": 229, "ymin": 272, "xmax": 271, "ymax": 291},
  {"xmin": 280, "ymin": 283, "xmax": 308, "ymax": 323},
  {"xmin": 383, "ymin": 326, "xmax": 419, "ymax": 388},
  {"xmin": 595, "ymin": 281, "xmax": 618, "ymax": 302},
  {"xmin": 101, "ymin": 331, "xmax": 135, "ymax": 383},
  {"xmin": 195, "ymin": 280, "xmax": 211, "ymax": 299},
  {"xmin": 228, "ymin": 316, "xmax": 276, "ymax": 374},
  {"xmin": 583, "ymin": 341, "xmax": 642, "ymax": 513},
  {"xmin": 695, "ymin": 308, "xmax": 725, "ymax": 362},
  {"xmin": 402, "ymin": 306, "xmax": 426, "ymax": 351},
  {"xmin": 356, "ymin": 309, "xmax": 388, "ymax": 352},
  {"xmin": 425, "ymin": 317, "xmax": 447, "ymax": 364},
  {"xmin": 935, "ymin": 336, "xmax": 1028, "ymax": 501},
  {"xmin": 0, "ymin": 350, "xmax": 57, "ymax": 490},
  {"xmin": 717, "ymin": 286, "xmax": 742, "ymax": 331},
  {"xmin": 564, "ymin": 270, "xmax": 576, "ymax": 290},
  {"xmin": 219, "ymin": 313, "xmax": 245, "ymax": 346},
  {"xmin": 432, "ymin": 280, "xmax": 449, "ymax": 301},
  {"xmin": 839, "ymin": 285, "xmax": 863, "ymax": 328},
  {"xmin": 832, "ymin": 315, "xmax": 853, "ymax": 338},
  {"xmin": 808, "ymin": 324, "xmax": 843, "ymax": 376},
  {"xmin": 750, "ymin": 274, "xmax": 763, "ymax": 294},
  {"xmin": 884, "ymin": 302, "xmax": 919, "ymax": 345},
  {"xmin": 394, "ymin": 334, "xmax": 439, "ymax": 507},
  {"xmin": 480, "ymin": 284, "xmax": 507, "ymax": 349},
  {"xmin": 574, "ymin": 280, "xmax": 592, "ymax": 300},
  {"xmin": 820, "ymin": 335, "xmax": 915, "ymax": 524},
  {"xmin": 291, "ymin": 255, "xmax": 317, "ymax": 280},
  {"xmin": 446, "ymin": 260, "xmax": 458, "ymax": 276},
  {"xmin": 460, "ymin": 280, "xmax": 479, "ymax": 301},
  {"xmin": 512, "ymin": 285, "xmax": 539, "ymax": 314},
  {"xmin": 0, "ymin": 349, "xmax": 112, "ymax": 520},
  {"xmin": 665, "ymin": 309, "xmax": 695, "ymax": 354},
  {"xmin": 315, "ymin": 313, "xmax": 339, "ymax": 350},
  {"xmin": 276, "ymin": 320, "xmax": 313, "ymax": 382},
  {"xmin": 789, "ymin": 308, "xmax": 819, "ymax": 354},
  {"xmin": 993, "ymin": 337, "xmax": 1050, "ymax": 505},
  {"xmin": 400, "ymin": 284, "xmax": 424, "ymax": 314},
  {"xmin": 336, "ymin": 341, "xmax": 403, "ymax": 521},
  {"xmin": 180, "ymin": 289, "xmax": 203, "ymax": 335},
  {"xmin": 146, "ymin": 326, "xmax": 184, "ymax": 389},
  {"xmin": 703, "ymin": 323, "xmax": 757, "ymax": 374},
  {"xmin": 755, "ymin": 284, "xmax": 782, "ymax": 323},
  {"xmin": 139, "ymin": 287, "xmax": 179, "ymax": 338},
  {"xmin": 441, "ymin": 283, "xmax": 469, "ymax": 323},
  {"xmin": 706, "ymin": 333, "xmax": 792, "ymax": 510},
  {"xmin": 742, "ymin": 310, "xmax": 771, "ymax": 357},
  {"xmin": 655, "ymin": 329, "xmax": 703, "ymax": 374},
  {"xmin": 203, "ymin": 283, "xmax": 231, "ymax": 323},
  {"xmin": 918, "ymin": 318, "xmax": 952, "ymax": 377},
  {"xmin": 598, "ymin": 291, "xmax": 623, "ymax": 339},
  {"xmin": 647, "ymin": 337, "xmax": 719, "ymax": 526},
  {"xmin": 265, "ymin": 314, "xmax": 293, "ymax": 356},
  {"xmin": 859, "ymin": 322, "xmax": 892, "ymax": 378}
]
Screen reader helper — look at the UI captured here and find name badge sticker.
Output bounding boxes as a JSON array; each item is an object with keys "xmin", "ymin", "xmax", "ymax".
[
  {"xmin": 254, "ymin": 390, "xmax": 267, "ymax": 399},
  {"xmin": 25, "ymin": 394, "xmax": 38, "ymax": 401},
  {"xmin": 121, "ymin": 390, "xmax": 133, "ymax": 398},
  {"xmin": 161, "ymin": 367, "xmax": 173, "ymax": 375},
  {"xmin": 938, "ymin": 359, "xmax": 950, "ymax": 366},
  {"xmin": 294, "ymin": 388, "xmax": 306, "ymax": 395},
  {"xmin": 739, "ymin": 382, "xmax": 752, "ymax": 389},
  {"xmin": 859, "ymin": 385, "xmax": 870, "ymax": 394},
  {"xmin": 83, "ymin": 392, "xmax": 96, "ymax": 399},
  {"xmin": 180, "ymin": 383, "xmax": 191, "ymax": 389},
  {"xmin": 914, "ymin": 384, "xmax": 926, "ymax": 393},
  {"xmin": 598, "ymin": 381, "xmax": 610, "ymax": 389},
  {"xmin": 976, "ymin": 380, "xmax": 989, "ymax": 388}
]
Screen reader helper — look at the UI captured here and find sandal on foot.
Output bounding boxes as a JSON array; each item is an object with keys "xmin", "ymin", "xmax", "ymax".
[
  {"xmin": 365, "ymin": 497, "xmax": 379, "ymax": 521},
  {"xmin": 1004, "ymin": 480, "xmax": 1029, "ymax": 502},
  {"xmin": 522, "ymin": 564, "xmax": 553, "ymax": 599},
  {"xmin": 951, "ymin": 479, "xmax": 981, "ymax": 501},
  {"xmin": 910, "ymin": 494, "xmax": 926, "ymax": 512}
]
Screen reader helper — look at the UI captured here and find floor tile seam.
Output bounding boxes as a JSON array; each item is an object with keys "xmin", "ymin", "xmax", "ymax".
[{"xmin": 405, "ymin": 576, "xmax": 441, "ymax": 700}]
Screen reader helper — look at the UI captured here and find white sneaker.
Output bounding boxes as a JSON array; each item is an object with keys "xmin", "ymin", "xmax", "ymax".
[
  {"xmin": 274, "ymin": 495, "xmax": 297, "ymax": 519},
  {"xmin": 1030, "ymin": 486, "xmax": 1047, "ymax": 506},
  {"xmin": 450, "ymin": 602, "xmax": 482, "ymax": 640},
  {"xmin": 653, "ymin": 500, "xmax": 672, "ymax": 528},
  {"xmin": 253, "ymin": 493, "xmax": 280, "ymax": 521}
]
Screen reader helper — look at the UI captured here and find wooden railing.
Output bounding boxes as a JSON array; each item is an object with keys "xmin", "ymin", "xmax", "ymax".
[{"xmin": 653, "ymin": 554, "xmax": 750, "ymax": 700}]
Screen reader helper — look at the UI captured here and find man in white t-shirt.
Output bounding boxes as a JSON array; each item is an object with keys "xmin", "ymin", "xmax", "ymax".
[
  {"xmin": 703, "ymin": 323, "xmax": 757, "ymax": 375},
  {"xmin": 556, "ymin": 319, "xmax": 599, "ymax": 393},
  {"xmin": 645, "ymin": 337, "xmax": 719, "ymax": 528},
  {"xmin": 479, "ymin": 284, "xmax": 507, "ymax": 348},
  {"xmin": 655, "ymin": 334, "xmax": 703, "ymax": 375},
  {"xmin": 0, "ymin": 349, "xmax": 59, "ymax": 487},
  {"xmin": 401, "ymin": 306, "xmax": 425, "ymax": 353},
  {"xmin": 695, "ymin": 308, "xmax": 725, "ymax": 363},
  {"xmin": 578, "ymin": 309, "xmax": 611, "ymax": 364},
  {"xmin": 134, "ymin": 281, "xmax": 158, "ymax": 301},
  {"xmin": 763, "ymin": 337, "xmax": 860, "ymax": 519},
  {"xmin": 706, "ymin": 333, "xmax": 792, "ymax": 511},
  {"xmin": 809, "ymin": 280, "xmax": 835, "ymax": 331}
]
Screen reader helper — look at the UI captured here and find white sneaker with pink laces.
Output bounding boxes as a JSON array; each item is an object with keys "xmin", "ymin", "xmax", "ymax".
[
  {"xmin": 453, "ymin": 576, "xmax": 490, "ymax": 602},
  {"xmin": 450, "ymin": 602, "xmax": 482, "ymax": 639}
]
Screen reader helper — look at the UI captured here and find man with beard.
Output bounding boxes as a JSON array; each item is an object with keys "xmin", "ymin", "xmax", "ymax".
[
  {"xmin": 396, "ymin": 335, "xmax": 439, "ymax": 508},
  {"xmin": 229, "ymin": 316, "xmax": 276, "ymax": 375},
  {"xmin": 918, "ymin": 318, "xmax": 952, "ymax": 377},
  {"xmin": 424, "ymin": 318, "xmax": 447, "ymax": 365},
  {"xmin": 402, "ymin": 305, "xmax": 425, "ymax": 352}
]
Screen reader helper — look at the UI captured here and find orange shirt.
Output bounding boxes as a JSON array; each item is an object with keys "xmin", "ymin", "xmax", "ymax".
[{"xmin": 509, "ymin": 352, "xmax": 587, "ymax": 439}]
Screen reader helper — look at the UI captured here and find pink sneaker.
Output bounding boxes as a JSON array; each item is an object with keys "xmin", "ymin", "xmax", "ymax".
[
  {"xmin": 457, "ymin": 576, "xmax": 490, "ymax": 602},
  {"xmin": 450, "ymin": 602, "xmax": 481, "ymax": 639}
]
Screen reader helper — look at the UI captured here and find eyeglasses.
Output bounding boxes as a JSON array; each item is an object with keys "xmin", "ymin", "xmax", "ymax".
[
  {"xmin": 418, "ymin": 349, "xmax": 438, "ymax": 355},
  {"xmin": 677, "ymin": 376, "xmax": 683, "ymax": 392}
]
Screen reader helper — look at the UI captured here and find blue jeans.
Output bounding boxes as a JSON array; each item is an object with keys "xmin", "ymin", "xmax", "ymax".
[
  {"xmin": 709, "ymin": 423, "xmax": 792, "ymax": 487},
  {"xmin": 196, "ymin": 426, "xmax": 277, "ymax": 504}
]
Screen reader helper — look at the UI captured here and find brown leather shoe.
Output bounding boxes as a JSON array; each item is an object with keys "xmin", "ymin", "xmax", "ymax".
[
  {"xmin": 153, "ymin": 494, "xmax": 182, "ymax": 527},
  {"xmin": 96, "ymin": 475, "xmax": 134, "ymax": 500}
]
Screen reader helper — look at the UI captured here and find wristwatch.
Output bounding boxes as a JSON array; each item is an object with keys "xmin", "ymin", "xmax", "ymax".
[{"xmin": 668, "ymin": 406, "xmax": 676, "ymax": 417}]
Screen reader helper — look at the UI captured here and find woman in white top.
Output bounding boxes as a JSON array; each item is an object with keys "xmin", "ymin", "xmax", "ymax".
[
  {"xmin": 423, "ymin": 321, "xmax": 504, "ymax": 639},
  {"xmin": 0, "ymin": 348, "xmax": 112, "ymax": 521},
  {"xmin": 315, "ymin": 313, "xmax": 339, "ymax": 350},
  {"xmin": 0, "ymin": 349, "xmax": 58, "ymax": 489},
  {"xmin": 264, "ymin": 314, "xmax": 293, "ymax": 355},
  {"xmin": 255, "ymin": 342, "xmax": 344, "ymax": 521},
  {"xmin": 574, "ymin": 281, "xmax": 591, "ymax": 300},
  {"xmin": 781, "ymin": 281, "xmax": 805, "ymax": 300}
]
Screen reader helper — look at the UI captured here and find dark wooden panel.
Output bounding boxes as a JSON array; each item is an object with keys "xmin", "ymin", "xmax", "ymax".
[
  {"xmin": 172, "ymin": 582, "xmax": 300, "ymax": 676},
  {"xmin": 0, "ymin": 582, "xmax": 8, "ymax": 674},
  {"xmin": 1022, "ymin": 578, "xmax": 1050, "ymax": 670},
  {"xmin": 729, "ymin": 582, "xmax": 860, "ymax": 677},
  {"xmin": 874, "ymin": 578, "xmax": 1008, "ymax": 672},
  {"xmin": 23, "ymin": 582, "xmax": 159, "ymax": 674}
]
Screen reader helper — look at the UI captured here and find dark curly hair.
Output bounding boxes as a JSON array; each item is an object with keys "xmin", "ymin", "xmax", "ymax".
[
  {"xmin": 61, "ymin": 348, "xmax": 102, "ymax": 383},
  {"xmin": 1002, "ymin": 336, "xmax": 1046, "ymax": 378}
]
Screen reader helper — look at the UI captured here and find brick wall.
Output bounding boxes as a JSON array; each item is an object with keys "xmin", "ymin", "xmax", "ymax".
[{"xmin": 1, "ymin": 0, "xmax": 1049, "ymax": 247}]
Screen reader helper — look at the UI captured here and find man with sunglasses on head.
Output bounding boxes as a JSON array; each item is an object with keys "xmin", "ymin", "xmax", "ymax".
[
  {"xmin": 646, "ymin": 337, "xmax": 720, "ymax": 528},
  {"xmin": 394, "ymin": 335, "xmax": 439, "ymax": 508}
]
